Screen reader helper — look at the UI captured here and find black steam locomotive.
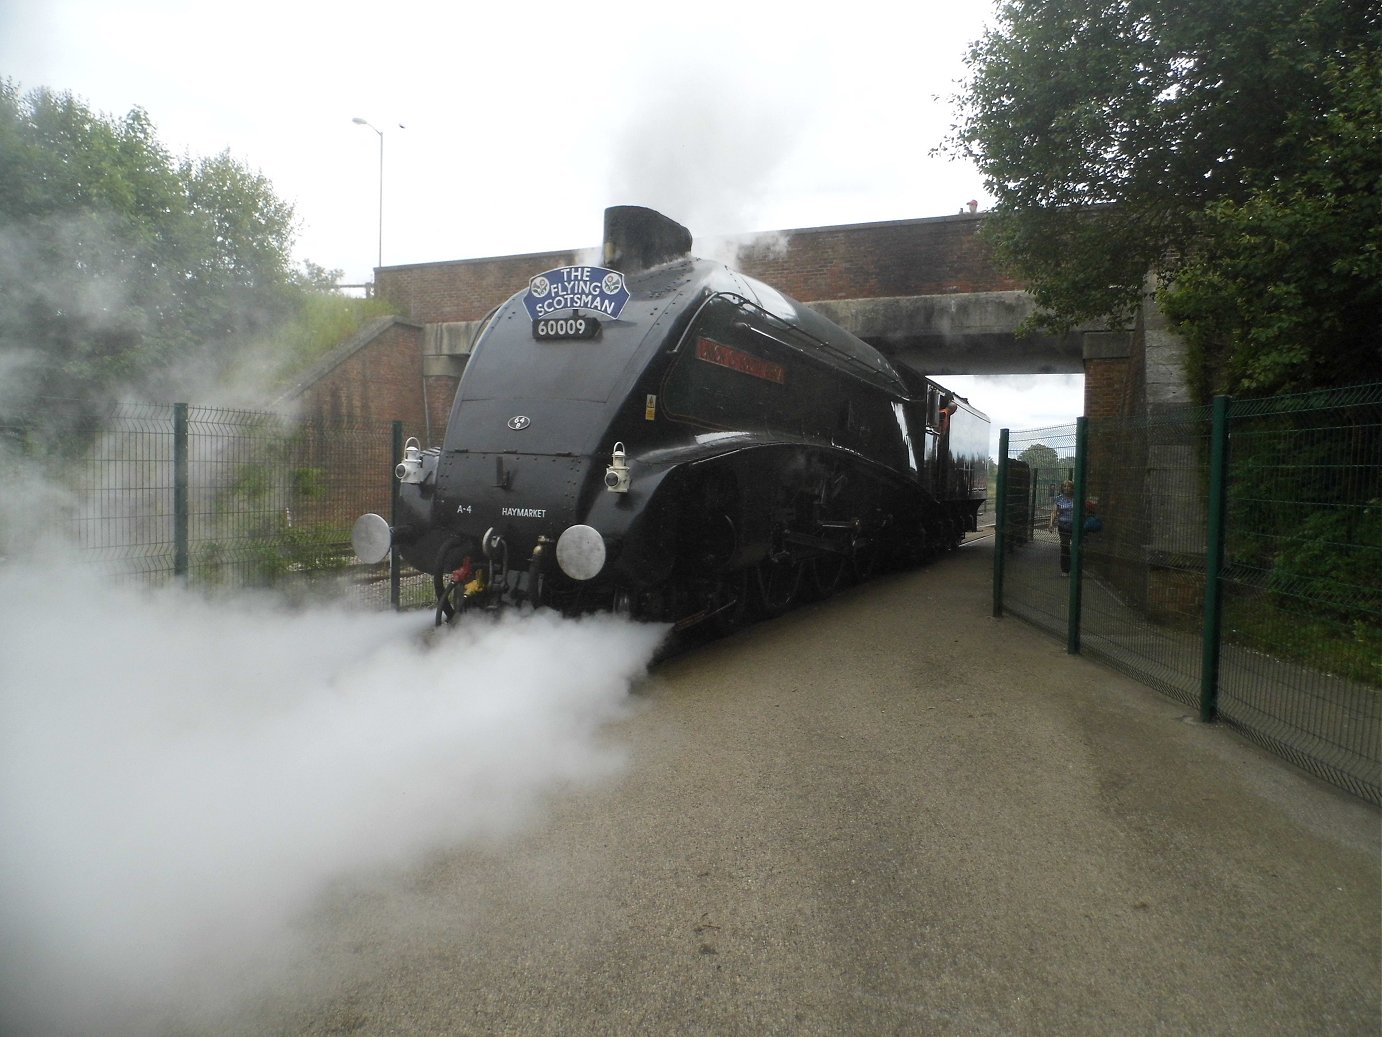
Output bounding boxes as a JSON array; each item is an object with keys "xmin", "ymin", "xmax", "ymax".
[{"xmin": 353, "ymin": 206, "xmax": 989, "ymax": 629}]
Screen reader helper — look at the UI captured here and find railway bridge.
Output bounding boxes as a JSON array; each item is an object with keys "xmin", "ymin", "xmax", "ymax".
[{"xmin": 289, "ymin": 211, "xmax": 1188, "ymax": 444}]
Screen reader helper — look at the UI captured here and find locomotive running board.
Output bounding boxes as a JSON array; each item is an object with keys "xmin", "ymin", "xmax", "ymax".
[{"xmin": 783, "ymin": 530, "xmax": 852, "ymax": 554}]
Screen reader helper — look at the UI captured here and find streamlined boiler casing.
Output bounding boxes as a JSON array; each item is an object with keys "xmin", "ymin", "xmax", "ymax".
[{"xmin": 359, "ymin": 206, "xmax": 989, "ymax": 627}]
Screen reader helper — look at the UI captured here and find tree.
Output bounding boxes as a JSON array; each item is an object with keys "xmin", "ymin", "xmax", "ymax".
[
  {"xmin": 0, "ymin": 84, "xmax": 188, "ymax": 411},
  {"xmin": 177, "ymin": 150, "xmax": 299, "ymax": 344},
  {"xmin": 0, "ymin": 81, "xmax": 368, "ymax": 424},
  {"xmin": 1159, "ymin": 54, "xmax": 1382, "ymax": 397},
  {"xmin": 1016, "ymin": 443, "xmax": 1061, "ymax": 473},
  {"xmin": 944, "ymin": 0, "xmax": 1381, "ymax": 398}
]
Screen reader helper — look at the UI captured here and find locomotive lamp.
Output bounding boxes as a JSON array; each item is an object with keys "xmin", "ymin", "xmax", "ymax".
[
  {"xmin": 396, "ymin": 437, "xmax": 424, "ymax": 482},
  {"xmin": 604, "ymin": 441, "xmax": 630, "ymax": 493},
  {"xmin": 395, "ymin": 437, "xmax": 438, "ymax": 486}
]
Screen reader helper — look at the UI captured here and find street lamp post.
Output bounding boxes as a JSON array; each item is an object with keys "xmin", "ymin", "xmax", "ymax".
[{"xmin": 352, "ymin": 117, "xmax": 393, "ymax": 270}]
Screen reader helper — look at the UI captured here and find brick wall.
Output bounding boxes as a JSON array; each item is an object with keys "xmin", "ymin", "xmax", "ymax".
[
  {"xmin": 735, "ymin": 213, "xmax": 1023, "ymax": 301},
  {"xmin": 1084, "ymin": 357, "xmax": 1132, "ymax": 422},
  {"xmin": 377, "ymin": 249, "xmax": 580, "ymax": 324},
  {"xmin": 423, "ymin": 376, "xmax": 459, "ymax": 446},
  {"xmin": 361, "ymin": 214, "xmax": 1178, "ymax": 449},
  {"xmin": 374, "ymin": 213, "xmax": 1019, "ymax": 324},
  {"xmin": 289, "ymin": 318, "xmax": 431, "ymax": 441}
]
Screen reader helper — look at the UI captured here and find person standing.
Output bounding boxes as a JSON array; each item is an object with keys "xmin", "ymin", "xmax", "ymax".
[{"xmin": 1048, "ymin": 480, "xmax": 1075, "ymax": 574}]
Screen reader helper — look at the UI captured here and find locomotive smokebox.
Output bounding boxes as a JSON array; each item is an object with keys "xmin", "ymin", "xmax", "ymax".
[{"xmin": 602, "ymin": 205, "xmax": 692, "ymax": 276}]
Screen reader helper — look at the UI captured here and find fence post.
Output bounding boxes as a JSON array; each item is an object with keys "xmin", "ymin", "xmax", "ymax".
[
  {"xmin": 173, "ymin": 402, "xmax": 189, "ymax": 585},
  {"xmin": 1028, "ymin": 466, "xmax": 1039, "ymax": 542},
  {"xmin": 1199, "ymin": 395, "xmax": 1232, "ymax": 722},
  {"xmin": 390, "ymin": 421, "xmax": 403, "ymax": 610},
  {"xmin": 1067, "ymin": 416, "xmax": 1088, "ymax": 654},
  {"xmin": 992, "ymin": 429, "xmax": 1010, "ymax": 618}
]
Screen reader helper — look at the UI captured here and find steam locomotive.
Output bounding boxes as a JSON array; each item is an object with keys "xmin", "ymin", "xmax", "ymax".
[{"xmin": 353, "ymin": 206, "xmax": 989, "ymax": 630}]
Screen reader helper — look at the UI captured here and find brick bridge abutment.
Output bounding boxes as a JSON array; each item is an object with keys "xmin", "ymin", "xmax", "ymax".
[{"xmin": 289, "ymin": 211, "xmax": 1189, "ymax": 446}]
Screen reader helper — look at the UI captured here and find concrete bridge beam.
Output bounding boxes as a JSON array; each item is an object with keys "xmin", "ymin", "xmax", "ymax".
[
  {"xmin": 809, "ymin": 291, "xmax": 1124, "ymax": 376},
  {"xmin": 418, "ymin": 292, "xmax": 1134, "ymax": 381}
]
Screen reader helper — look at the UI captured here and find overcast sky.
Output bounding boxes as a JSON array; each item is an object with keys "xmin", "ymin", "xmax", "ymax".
[{"xmin": 0, "ymin": 0, "xmax": 1084, "ymax": 441}]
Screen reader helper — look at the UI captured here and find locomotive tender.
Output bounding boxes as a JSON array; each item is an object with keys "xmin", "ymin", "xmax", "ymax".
[{"xmin": 353, "ymin": 206, "xmax": 989, "ymax": 629}]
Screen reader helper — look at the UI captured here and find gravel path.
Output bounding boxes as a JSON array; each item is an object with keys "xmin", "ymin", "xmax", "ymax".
[{"xmin": 214, "ymin": 538, "xmax": 1380, "ymax": 1036}]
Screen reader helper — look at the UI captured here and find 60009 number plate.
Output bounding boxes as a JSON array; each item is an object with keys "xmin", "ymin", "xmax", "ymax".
[{"xmin": 533, "ymin": 316, "xmax": 600, "ymax": 341}]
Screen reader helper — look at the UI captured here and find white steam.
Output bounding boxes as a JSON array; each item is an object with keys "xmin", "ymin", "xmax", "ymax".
[
  {"xmin": 604, "ymin": 31, "xmax": 830, "ymax": 242},
  {"xmin": 0, "ymin": 561, "xmax": 666, "ymax": 1036},
  {"xmin": 695, "ymin": 228, "xmax": 793, "ymax": 274}
]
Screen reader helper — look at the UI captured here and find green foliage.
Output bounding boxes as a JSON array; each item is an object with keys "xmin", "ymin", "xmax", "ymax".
[
  {"xmin": 194, "ymin": 455, "xmax": 357, "ymax": 588},
  {"xmin": 1016, "ymin": 442, "xmax": 1061, "ymax": 471},
  {"xmin": 944, "ymin": 0, "xmax": 1381, "ymax": 395},
  {"xmin": 1224, "ymin": 592, "xmax": 1381, "ymax": 687},
  {"xmin": 175, "ymin": 150, "xmax": 299, "ymax": 344},
  {"xmin": 1267, "ymin": 502, "xmax": 1382, "ymax": 621},
  {"xmin": 291, "ymin": 466, "xmax": 328, "ymax": 501},
  {"xmin": 193, "ymin": 523, "xmax": 354, "ymax": 588},
  {"xmin": 1160, "ymin": 55, "xmax": 1382, "ymax": 398},
  {"xmin": 1222, "ymin": 402, "xmax": 1382, "ymax": 685},
  {"xmin": 0, "ymin": 81, "xmax": 367, "ymax": 423},
  {"xmin": 230, "ymin": 291, "xmax": 396, "ymax": 391}
]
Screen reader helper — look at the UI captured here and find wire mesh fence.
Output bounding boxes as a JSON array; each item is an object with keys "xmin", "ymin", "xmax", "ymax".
[
  {"xmin": 1080, "ymin": 404, "xmax": 1215, "ymax": 707},
  {"xmin": 0, "ymin": 401, "xmax": 434, "ymax": 611},
  {"xmin": 1213, "ymin": 387, "xmax": 1381, "ymax": 801},
  {"xmin": 995, "ymin": 383, "xmax": 1381, "ymax": 804},
  {"xmin": 993, "ymin": 423, "xmax": 1078, "ymax": 642},
  {"xmin": 7, "ymin": 389, "xmax": 1376, "ymax": 799}
]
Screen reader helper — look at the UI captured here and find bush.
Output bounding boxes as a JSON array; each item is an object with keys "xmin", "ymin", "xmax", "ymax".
[{"xmin": 1268, "ymin": 501, "xmax": 1382, "ymax": 622}]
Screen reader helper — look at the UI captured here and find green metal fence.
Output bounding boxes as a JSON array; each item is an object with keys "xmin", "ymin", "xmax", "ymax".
[
  {"xmin": 991, "ymin": 422, "xmax": 1080, "ymax": 641},
  {"xmin": 0, "ymin": 401, "xmax": 434, "ymax": 610},
  {"xmin": 994, "ymin": 383, "xmax": 1382, "ymax": 804},
  {"xmin": 8, "ymin": 392, "xmax": 1376, "ymax": 799}
]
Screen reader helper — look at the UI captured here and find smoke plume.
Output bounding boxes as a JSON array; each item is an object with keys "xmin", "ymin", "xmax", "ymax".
[{"xmin": 604, "ymin": 29, "xmax": 828, "ymax": 244}]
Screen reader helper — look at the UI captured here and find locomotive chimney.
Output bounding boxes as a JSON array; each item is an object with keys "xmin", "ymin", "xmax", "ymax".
[{"xmin": 602, "ymin": 205, "xmax": 692, "ymax": 276}]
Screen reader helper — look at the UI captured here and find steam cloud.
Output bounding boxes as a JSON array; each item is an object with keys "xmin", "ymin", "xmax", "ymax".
[
  {"xmin": 0, "ymin": 559, "xmax": 666, "ymax": 1036},
  {"xmin": 604, "ymin": 31, "xmax": 827, "ymax": 251}
]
